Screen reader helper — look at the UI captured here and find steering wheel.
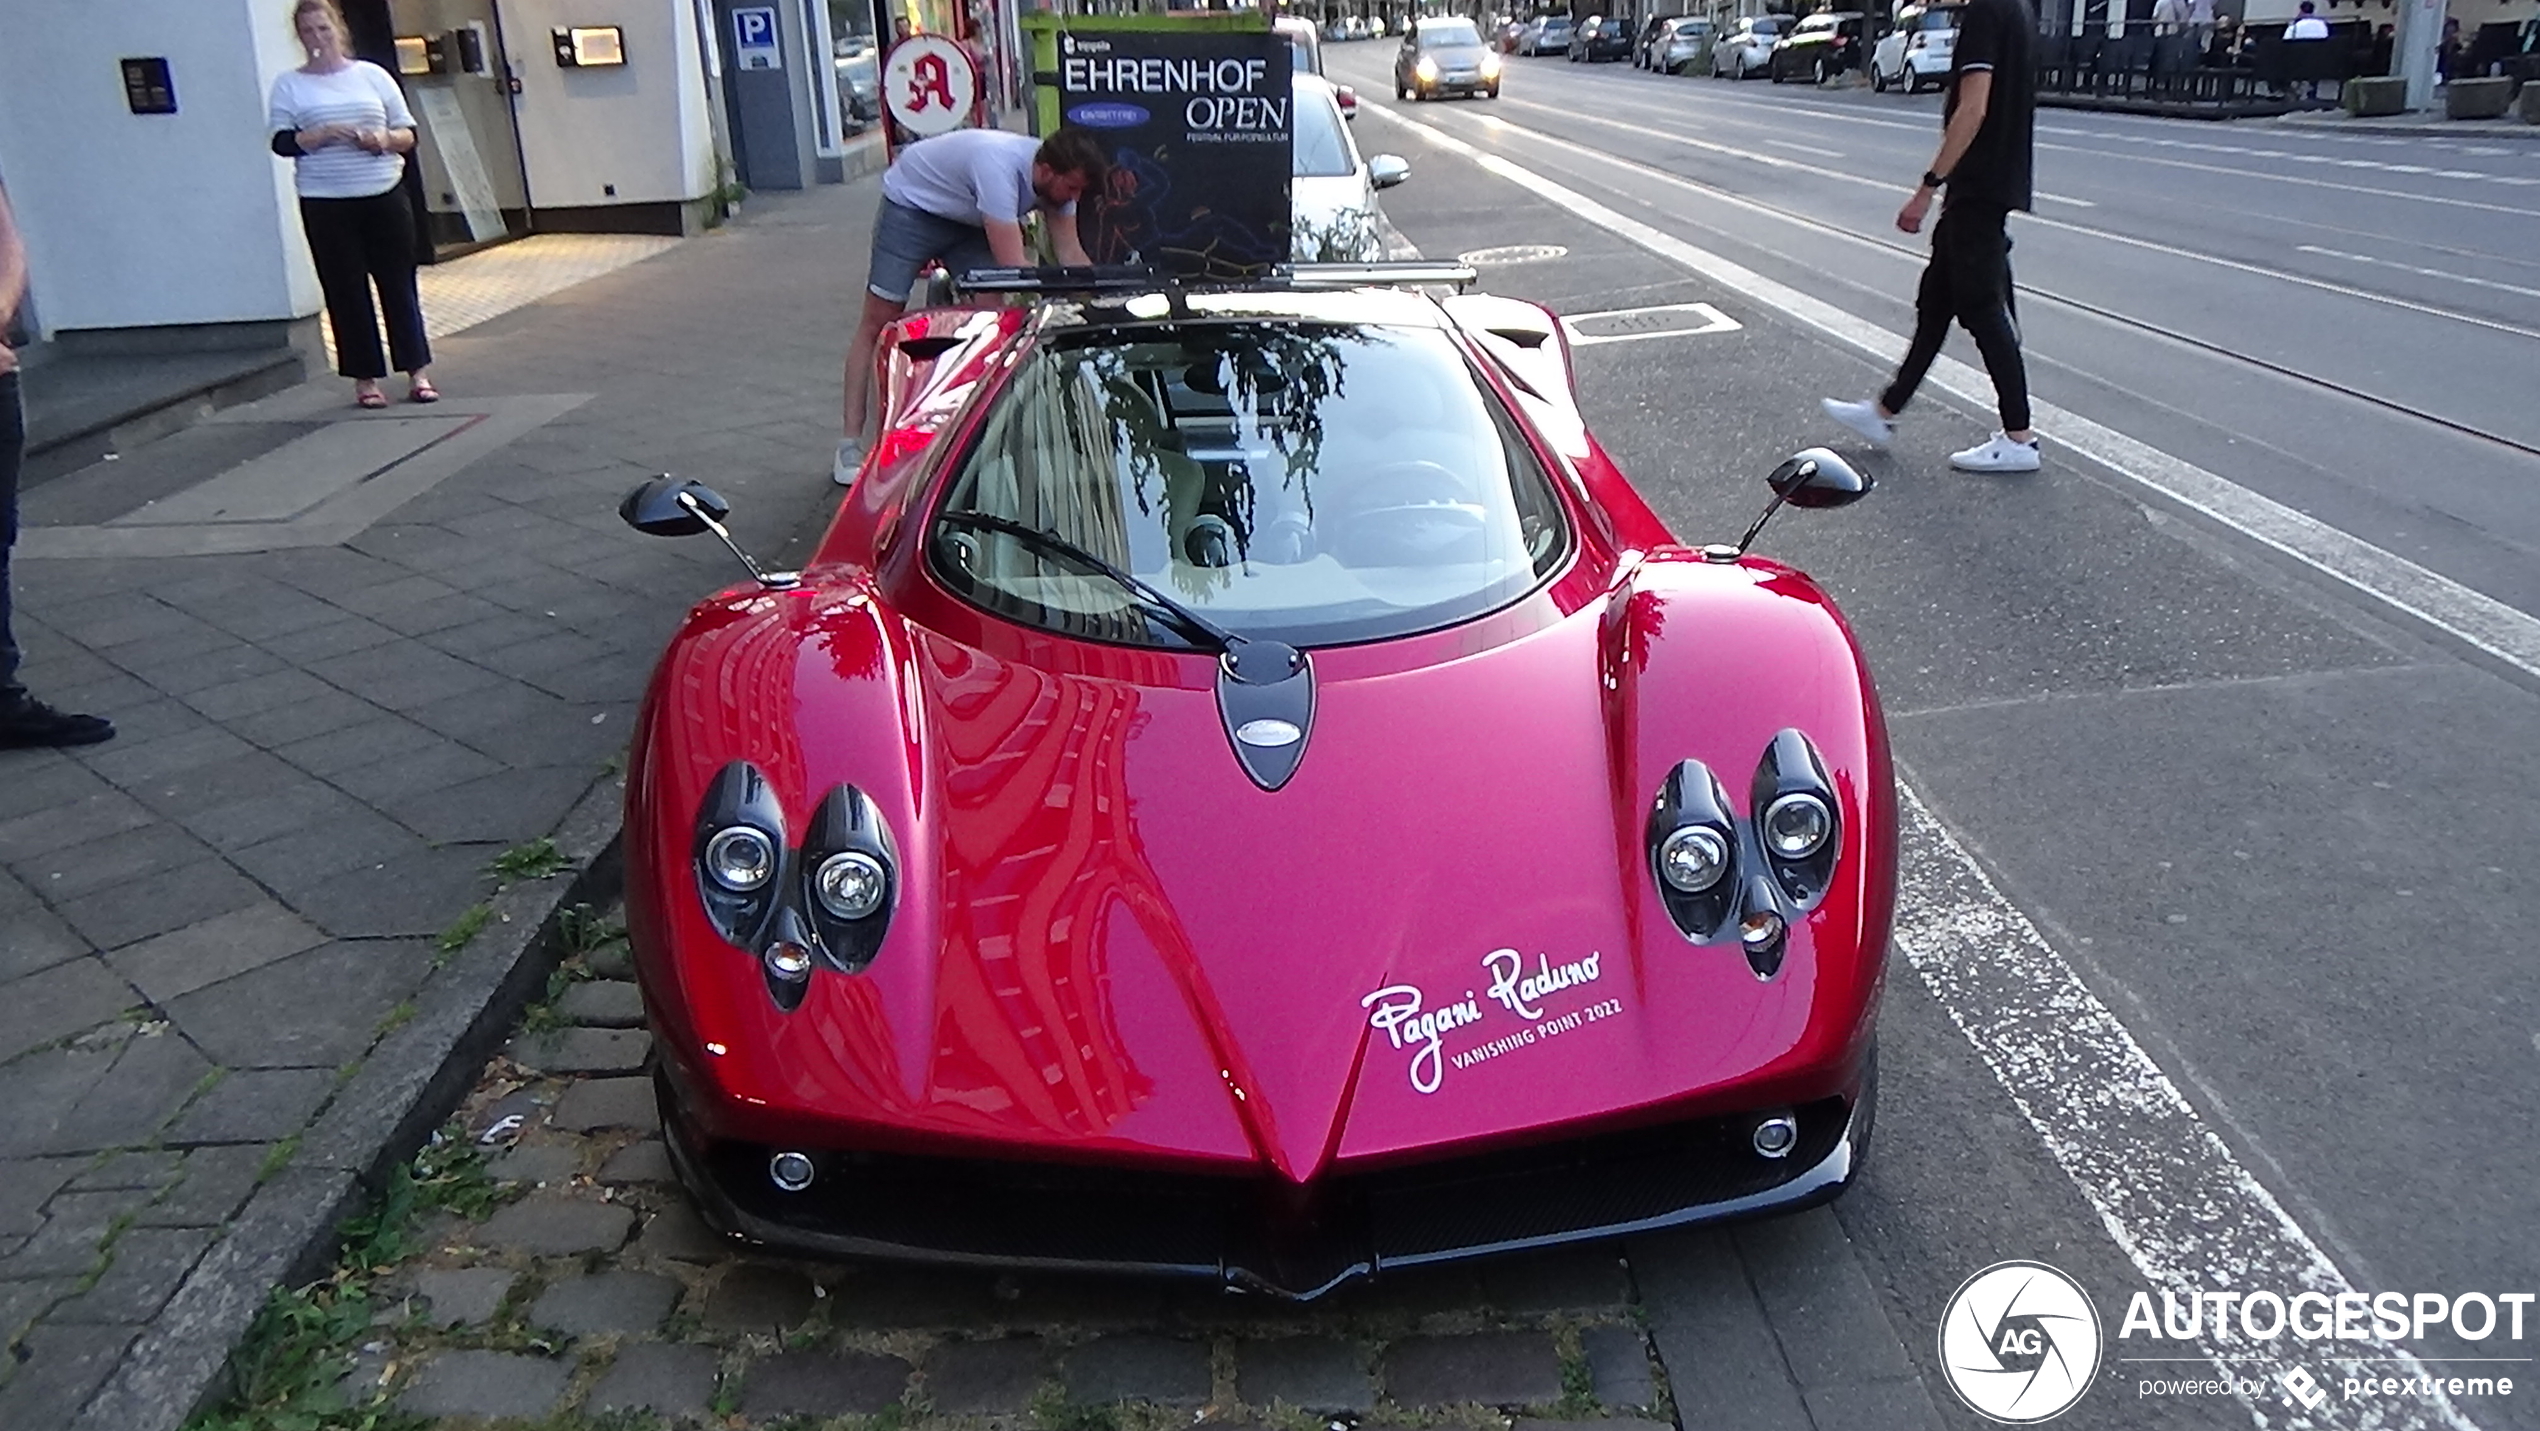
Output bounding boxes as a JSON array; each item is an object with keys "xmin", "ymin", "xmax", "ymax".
[{"xmin": 1327, "ymin": 460, "xmax": 1491, "ymax": 567}]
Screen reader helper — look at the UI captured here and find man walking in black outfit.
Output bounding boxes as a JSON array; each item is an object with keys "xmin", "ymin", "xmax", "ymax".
[
  {"xmin": 1821, "ymin": 0, "xmax": 2041, "ymax": 473},
  {"xmin": 0, "ymin": 183, "xmax": 114, "ymax": 749}
]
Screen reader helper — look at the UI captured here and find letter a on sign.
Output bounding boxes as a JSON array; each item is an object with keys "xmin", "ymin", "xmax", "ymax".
[{"xmin": 884, "ymin": 35, "xmax": 977, "ymax": 138}]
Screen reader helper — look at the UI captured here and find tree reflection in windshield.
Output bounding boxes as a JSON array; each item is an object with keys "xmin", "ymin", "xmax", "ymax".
[{"xmin": 934, "ymin": 320, "xmax": 1568, "ymax": 649}]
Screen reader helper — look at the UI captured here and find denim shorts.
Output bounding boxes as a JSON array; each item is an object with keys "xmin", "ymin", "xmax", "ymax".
[{"xmin": 867, "ymin": 198, "xmax": 997, "ymax": 302}]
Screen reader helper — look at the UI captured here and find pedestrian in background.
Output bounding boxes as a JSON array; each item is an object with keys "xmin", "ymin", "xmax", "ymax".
[
  {"xmin": 2284, "ymin": 1, "xmax": 2330, "ymax": 98},
  {"xmin": 268, "ymin": 0, "xmax": 437, "ymax": 410},
  {"xmin": 834, "ymin": 126, "xmax": 1105, "ymax": 486},
  {"xmin": 0, "ymin": 185, "xmax": 114, "ymax": 749},
  {"xmin": 1820, "ymin": 0, "xmax": 2040, "ymax": 472},
  {"xmin": 2150, "ymin": 0, "xmax": 2190, "ymax": 71},
  {"xmin": 2187, "ymin": 0, "xmax": 2217, "ymax": 61}
]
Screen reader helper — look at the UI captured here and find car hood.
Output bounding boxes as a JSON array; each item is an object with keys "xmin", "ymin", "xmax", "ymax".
[
  {"xmin": 630, "ymin": 561, "xmax": 1890, "ymax": 1184},
  {"xmin": 1291, "ymin": 172, "xmax": 1382, "ymax": 260}
]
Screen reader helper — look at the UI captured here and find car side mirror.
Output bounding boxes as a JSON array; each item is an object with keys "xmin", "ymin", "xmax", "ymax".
[
  {"xmin": 1703, "ymin": 448, "xmax": 1873, "ymax": 562},
  {"xmin": 1369, "ymin": 154, "xmax": 1411, "ymax": 190},
  {"xmin": 618, "ymin": 475, "xmax": 799, "ymax": 589},
  {"xmin": 620, "ymin": 475, "xmax": 730, "ymax": 536},
  {"xmin": 1767, "ymin": 447, "xmax": 1871, "ymax": 509}
]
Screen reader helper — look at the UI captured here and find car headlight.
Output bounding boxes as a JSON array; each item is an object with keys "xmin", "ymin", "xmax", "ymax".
[
  {"xmin": 1762, "ymin": 792, "xmax": 1832, "ymax": 860},
  {"xmin": 1415, "ymin": 55, "xmax": 1439, "ymax": 80},
  {"xmin": 1658, "ymin": 826, "xmax": 1731, "ymax": 893},
  {"xmin": 693, "ymin": 762, "xmax": 787, "ymax": 952},
  {"xmin": 800, "ymin": 784, "xmax": 898, "ymax": 974},
  {"xmin": 1647, "ymin": 760, "xmax": 1740, "ymax": 942},
  {"xmin": 704, "ymin": 826, "xmax": 776, "ymax": 891},
  {"xmin": 813, "ymin": 850, "xmax": 888, "ymax": 920},
  {"xmin": 1750, "ymin": 729, "xmax": 1842, "ymax": 910},
  {"xmin": 1480, "ymin": 51, "xmax": 1502, "ymax": 75}
]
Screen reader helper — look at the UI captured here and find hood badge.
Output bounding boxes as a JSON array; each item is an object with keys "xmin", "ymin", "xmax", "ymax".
[
  {"xmin": 1215, "ymin": 639, "xmax": 1314, "ymax": 790},
  {"xmin": 1234, "ymin": 718, "xmax": 1302, "ymax": 748}
]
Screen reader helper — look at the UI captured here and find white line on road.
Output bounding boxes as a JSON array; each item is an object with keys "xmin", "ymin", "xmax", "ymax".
[
  {"xmin": 1368, "ymin": 99, "xmax": 2540, "ymax": 681},
  {"xmin": 1472, "ymin": 101, "xmax": 2540, "ymax": 343},
  {"xmin": 1765, "ymin": 138, "xmax": 1845, "ymax": 158},
  {"xmin": 1890, "ymin": 788, "xmax": 2479, "ymax": 1431},
  {"xmin": 2035, "ymin": 191, "xmax": 2097, "ymax": 207},
  {"xmin": 2296, "ymin": 245, "xmax": 2540, "ymax": 304}
]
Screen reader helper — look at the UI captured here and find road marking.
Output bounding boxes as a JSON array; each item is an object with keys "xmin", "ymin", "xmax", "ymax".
[
  {"xmin": 1459, "ymin": 102, "xmax": 2540, "ymax": 343},
  {"xmin": 1765, "ymin": 138, "xmax": 1844, "ymax": 158},
  {"xmin": 2296, "ymin": 245, "xmax": 2540, "ymax": 304},
  {"xmin": 1561, "ymin": 301, "xmax": 1742, "ymax": 344},
  {"xmin": 1892, "ymin": 788, "xmax": 2480, "ymax": 1431},
  {"xmin": 1369, "ymin": 97, "xmax": 2540, "ymax": 683},
  {"xmin": 2036, "ymin": 191, "xmax": 2096, "ymax": 207}
]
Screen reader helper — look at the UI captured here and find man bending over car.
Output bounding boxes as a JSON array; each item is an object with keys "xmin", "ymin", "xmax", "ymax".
[{"xmin": 836, "ymin": 126, "xmax": 1106, "ymax": 485}]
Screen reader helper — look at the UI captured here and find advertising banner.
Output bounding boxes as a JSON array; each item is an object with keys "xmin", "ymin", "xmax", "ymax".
[{"xmin": 1052, "ymin": 27, "xmax": 1292, "ymax": 278}]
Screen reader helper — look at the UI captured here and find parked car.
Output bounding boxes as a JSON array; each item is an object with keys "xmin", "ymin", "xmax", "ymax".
[
  {"xmin": 832, "ymin": 41, "xmax": 880, "ymax": 132},
  {"xmin": 1641, "ymin": 15, "xmax": 1714, "ymax": 72},
  {"xmin": 1292, "ymin": 75, "xmax": 1409, "ymax": 260},
  {"xmin": 1710, "ymin": 14, "xmax": 1788, "ymax": 76},
  {"xmin": 1522, "ymin": 14, "xmax": 1576, "ymax": 53},
  {"xmin": 618, "ymin": 256, "xmax": 1891, "ymax": 1302},
  {"xmin": 1396, "ymin": 15, "xmax": 1504, "ymax": 99},
  {"xmin": 1279, "ymin": 14, "xmax": 1359, "ymax": 119},
  {"xmin": 1871, "ymin": 3, "xmax": 1957, "ymax": 91},
  {"xmin": 1569, "ymin": 14, "xmax": 1637, "ymax": 61},
  {"xmin": 1769, "ymin": 10, "xmax": 1867, "ymax": 82}
]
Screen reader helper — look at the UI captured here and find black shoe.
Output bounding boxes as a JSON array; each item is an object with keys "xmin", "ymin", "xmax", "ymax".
[{"xmin": 0, "ymin": 698, "xmax": 117, "ymax": 749}]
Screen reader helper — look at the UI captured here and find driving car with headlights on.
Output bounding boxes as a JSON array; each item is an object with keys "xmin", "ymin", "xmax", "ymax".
[{"xmin": 1395, "ymin": 15, "xmax": 1503, "ymax": 99}]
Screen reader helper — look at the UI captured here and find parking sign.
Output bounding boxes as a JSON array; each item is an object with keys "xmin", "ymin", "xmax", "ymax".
[{"xmin": 732, "ymin": 6, "xmax": 781, "ymax": 69}]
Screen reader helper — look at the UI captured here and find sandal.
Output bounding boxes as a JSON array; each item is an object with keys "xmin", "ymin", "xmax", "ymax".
[
  {"xmin": 408, "ymin": 379, "xmax": 440, "ymax": 404},
  {"xmin": 356, "ymin": 388, "xmax": 389, "ymax": 409}
]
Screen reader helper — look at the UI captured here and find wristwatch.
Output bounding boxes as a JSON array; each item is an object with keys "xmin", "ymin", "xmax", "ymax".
[{"xmin": 1922, "ymin": 169, "xmax": 1949, "ymax": 190}]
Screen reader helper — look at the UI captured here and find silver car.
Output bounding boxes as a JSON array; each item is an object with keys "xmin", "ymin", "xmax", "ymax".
[{"xmin": 1710, "ymin": 14, "xmax": 1788, "ymax": 77}]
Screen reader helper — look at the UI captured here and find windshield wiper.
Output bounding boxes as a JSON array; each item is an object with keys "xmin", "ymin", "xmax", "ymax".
[{"xmin": 936, "ymin": 509, "xmax": 1245, "ymax": 656}]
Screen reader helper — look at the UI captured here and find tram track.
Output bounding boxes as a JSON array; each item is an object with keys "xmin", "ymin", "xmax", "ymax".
[{"xmin": 1378, "ymin": 96, "xmax": 2540, "ymax": 464}]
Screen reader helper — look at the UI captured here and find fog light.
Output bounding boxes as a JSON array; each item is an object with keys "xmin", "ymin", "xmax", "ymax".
[
  {"xmin": 813, "ymin": 850, "xmax": 888, "ymax": 921},
  {"xmin": 1752, "ymin": 1113, "xmax": 1799, "ymax": 1159},
  {"xmin": 765, "ymin": 941, "xmax": 812, "ymax": 979},
  {"xmin": 768, "ymin": 1150, "xmax": 816, "ymax": 1192},
  {"xmin": 1739, "ymin": 908, "xmax": 1785, "ymax": 953}
]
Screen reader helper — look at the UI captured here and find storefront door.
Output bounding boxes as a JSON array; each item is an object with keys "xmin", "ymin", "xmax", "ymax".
[{"xmin": 369, "ymin": 0, "xmax": 536, "ymax": 257}]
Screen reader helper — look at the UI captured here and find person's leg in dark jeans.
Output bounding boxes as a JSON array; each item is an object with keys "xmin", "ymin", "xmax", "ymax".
[
  {"xmin": 1824, "ymin": 203, "xmax": 2036, "ymax": 469},
  {"xmin": 301, "ymin": 197, "xmax": 389, "ymax": 401},
  {"xmin": 359, "ymin": 188, "xmax": 434, "ymax": 395},
  {"xmin": 0, "ymin": 370, "xmax": 113, "ymax": 746}
]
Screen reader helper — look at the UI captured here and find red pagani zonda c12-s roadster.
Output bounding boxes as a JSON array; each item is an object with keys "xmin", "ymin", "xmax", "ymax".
[{"xmin": 618, "ymin": 264, "xmax": 1894, "ymax": 1299}]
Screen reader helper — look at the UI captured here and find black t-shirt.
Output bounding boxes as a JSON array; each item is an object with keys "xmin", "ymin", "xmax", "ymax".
[{"xmin": 1945, "ymin": 0, "xmax": 2036, "ymax": 211}]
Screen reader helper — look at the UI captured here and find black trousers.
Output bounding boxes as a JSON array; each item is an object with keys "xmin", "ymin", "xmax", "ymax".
[
  {"xmin": 1, "ymin": 370, "xmax": 24, "ymax": 705},
  {"xmin": 1881, "ymin": 201, "xmax": 2030, "ymax": 434},
  {"xmin": 300, "ymin": 187, "xmax": 431, "ymax": 380}
]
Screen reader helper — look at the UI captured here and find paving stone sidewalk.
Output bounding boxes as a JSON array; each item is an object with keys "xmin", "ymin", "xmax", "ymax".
[
  {"xmin": 305, "ymin": 927, "xmax": 1682, "ymax": 1431},
  {"xmin": 0, "ymin": 173, "xmax": 878, "ymax": 1430}
]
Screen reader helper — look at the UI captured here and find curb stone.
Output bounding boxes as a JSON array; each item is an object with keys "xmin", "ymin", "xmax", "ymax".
[{"xmin": 67, "ymin": 775, "xmax": 624, "ymax": 1431}]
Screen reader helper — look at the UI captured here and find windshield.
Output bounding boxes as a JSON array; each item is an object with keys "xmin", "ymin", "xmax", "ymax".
[
  {"xmin": 930, "ymin": 323, "xmax": 1572, "ymax": 649},
  {"xmin": 1293, "ymin": 87, "xmax": 1354, "ymax": 179},
  {"xmin": 1917, "ymin": 9, "xmax": 1958, "ymax": 28},
  {"xmin": 1419, "ymin": 18, "xmax": 1483, "ymax": 44}
]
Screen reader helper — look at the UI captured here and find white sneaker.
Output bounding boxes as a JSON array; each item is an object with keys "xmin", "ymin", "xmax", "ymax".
[
  {"xmin": 1819, "ymin": 397, "xmax": 1894, "ymax": 450},
  {"xmin": 1949, "ymin": 431, "xmax": 2042, "ymax": 472},
  {"xmin": 832, "ymin": 438, "xmax": 864, "ymax": 487}
]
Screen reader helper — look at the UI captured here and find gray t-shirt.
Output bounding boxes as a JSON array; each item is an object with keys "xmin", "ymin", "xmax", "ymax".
[{"xmin": 881, "ymin": 129, "xmax": 1074, "ymax": 226}]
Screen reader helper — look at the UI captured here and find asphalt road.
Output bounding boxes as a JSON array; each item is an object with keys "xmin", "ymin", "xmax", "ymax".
[{"xmin": 1327, "ymin": 41, "xmax": 2540, "ymax": 1431}]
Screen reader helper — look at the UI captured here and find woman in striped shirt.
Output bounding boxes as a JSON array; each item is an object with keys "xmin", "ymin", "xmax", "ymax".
[{"xmin": 268, "ymin": 0, "xmax": 437, "ymax": 408}]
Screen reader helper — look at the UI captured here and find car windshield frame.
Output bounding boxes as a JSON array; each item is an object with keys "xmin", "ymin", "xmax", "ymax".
[{"xmin": 923, "ymin": 319, "xmax": 1577, "ymax": 653}]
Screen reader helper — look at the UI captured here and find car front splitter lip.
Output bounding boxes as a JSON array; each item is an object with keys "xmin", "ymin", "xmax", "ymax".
[{"xmin": 660, "ymin": 1080, "xmax": 1872, "ymax": 1302}]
